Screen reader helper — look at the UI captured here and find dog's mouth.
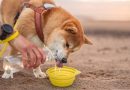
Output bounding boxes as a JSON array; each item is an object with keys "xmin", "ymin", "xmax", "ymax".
[{"xmin": 56, "ymin": 60, "xmax": 63, "ymax": 68}]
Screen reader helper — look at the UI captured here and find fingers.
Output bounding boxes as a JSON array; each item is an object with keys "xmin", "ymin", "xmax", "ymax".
[
  {"xmin": 27, "ymin": 46, "xmax": 36, "ymax": 68},
  {"xmin": 32, "ymin": 46, "xmax": 42, "ymax": 68},
  {"xmin": 38, "ymin": 48, "xmax": 46, "ymax": 64},
  {"xmin": 22, "ymin": 48, "xmax": 29, "ymax": 68},
  {"xmin": 21, "ymin": 44, "xmax": 46, "ymax": 69}
]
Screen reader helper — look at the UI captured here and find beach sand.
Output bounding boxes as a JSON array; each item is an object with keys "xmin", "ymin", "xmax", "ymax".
[{"xmin": 0, "ymin": 27, "xmax": 130, "ymax": 90}]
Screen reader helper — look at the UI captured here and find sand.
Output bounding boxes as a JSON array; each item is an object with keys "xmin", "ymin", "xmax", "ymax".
[{"xmin": 0, "ymin": 29, "xmax": 130, "ymax": 90}]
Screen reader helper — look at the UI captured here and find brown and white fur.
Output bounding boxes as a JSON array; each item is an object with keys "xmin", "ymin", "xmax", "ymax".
[{"xmin": 0, "ymin": 0, "xmax": 92, "ymax": 79}]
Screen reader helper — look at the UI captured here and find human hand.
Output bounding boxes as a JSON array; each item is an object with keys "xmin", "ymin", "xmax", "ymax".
[{"xmin": 9, "ymin": 35, "xmax": 46, "ymax": 69}]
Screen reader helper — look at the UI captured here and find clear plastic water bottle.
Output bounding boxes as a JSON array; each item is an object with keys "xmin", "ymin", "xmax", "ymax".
[
  {"xmin": 42, "ymin": 46, "xmax": 55, "ymax": 61},
  {"xmin": 4, "ymin": 46, "xmax": 55, "ymax": 68}
]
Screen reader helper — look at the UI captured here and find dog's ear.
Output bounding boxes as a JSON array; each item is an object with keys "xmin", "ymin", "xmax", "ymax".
[
  {"xmin": 84, "ymin": 35, "xmax": 93, "ymax": 45},
  {"xmin": 63, "ymin": 23, "xmax": 77, "ymax": 34}
]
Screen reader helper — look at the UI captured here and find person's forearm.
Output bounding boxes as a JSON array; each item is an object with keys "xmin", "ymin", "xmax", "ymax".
[{"xmin": 9, "ymin": 34, "xmax": 30, "ymax": 52}]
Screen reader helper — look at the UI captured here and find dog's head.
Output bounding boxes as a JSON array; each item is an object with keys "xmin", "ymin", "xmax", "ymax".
[{"xmin": 45, "ymin": 15, "xmax": 92, "ymax": 67}]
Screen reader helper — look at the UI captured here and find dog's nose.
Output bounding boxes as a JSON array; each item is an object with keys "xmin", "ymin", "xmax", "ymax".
[{"xmin": 61, "ymin": 58, "xmax": 67, "ymax": 63}]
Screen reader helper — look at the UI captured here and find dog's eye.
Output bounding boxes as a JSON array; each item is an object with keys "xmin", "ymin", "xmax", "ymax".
[
  {"xmin": 71, "ymin": 50, "xmax": 74, "ymax": 53},
  {"xmin": 66, "ymin": 43, "xmax": 69, "ymax": 48}
]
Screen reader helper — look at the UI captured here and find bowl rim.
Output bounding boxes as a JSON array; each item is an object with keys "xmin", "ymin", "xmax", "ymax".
[{"xmin": 46, "ymin": 66, "xmax": 80, "ymax": 80}]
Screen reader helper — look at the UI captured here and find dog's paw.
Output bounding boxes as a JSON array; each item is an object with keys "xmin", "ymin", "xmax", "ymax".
[
  {"xmin": 33, "ymin": 69, "xmax": 47, "ymax": 78},
  {"xmin": 34, "ymin": 71, "xmax": 47, "ymax": 78},
  {"xmin": 2, "ymin": 72, "xmax": 13, "ymax": 79}
]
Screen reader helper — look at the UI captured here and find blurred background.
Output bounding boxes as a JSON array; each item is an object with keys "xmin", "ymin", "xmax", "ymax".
[{"xmin": 55, "ymin": 0, "xmax": 130, "ymax": 37}]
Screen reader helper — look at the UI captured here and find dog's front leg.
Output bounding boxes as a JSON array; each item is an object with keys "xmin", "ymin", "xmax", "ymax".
[
  {"xmin": 33, "ymin": 66, "xmax": 46, "ymax": 78},
  {"xmin": 2, "ymin": 62, "xmax": 20, "ymax": 79},
  {"xmin": 2, "ymin": 56, "xmax": 23, "ymax": 79},
  {"xmin": 2, "ymin": 65, "xmax": 14, "ymax": 79}
]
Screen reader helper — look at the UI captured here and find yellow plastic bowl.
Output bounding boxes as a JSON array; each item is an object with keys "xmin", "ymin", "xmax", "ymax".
[{"xmin": 46, "ymin": 66, "xmax": 81, "ymax": 87}]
